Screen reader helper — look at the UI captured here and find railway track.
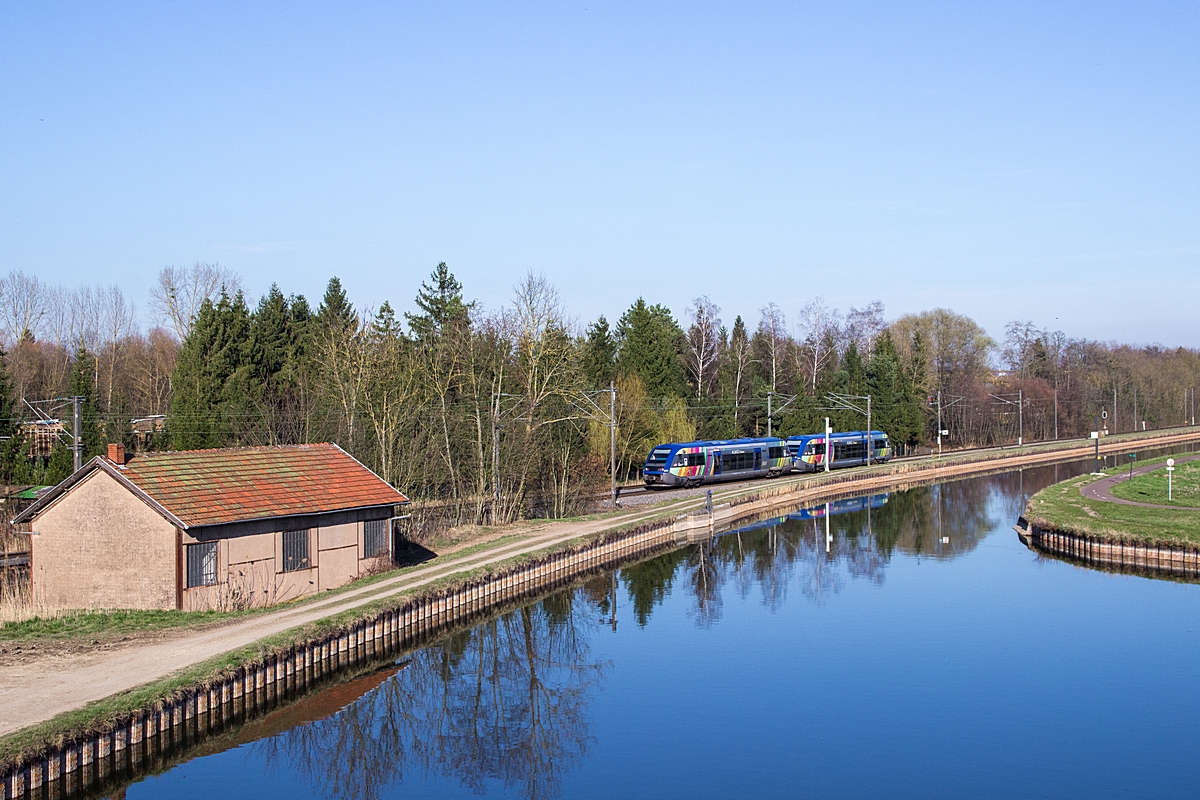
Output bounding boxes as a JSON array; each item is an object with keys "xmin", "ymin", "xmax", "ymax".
[{"xmin": 592, "ymin": 430, "xmax": 1198, "ymax": 503}]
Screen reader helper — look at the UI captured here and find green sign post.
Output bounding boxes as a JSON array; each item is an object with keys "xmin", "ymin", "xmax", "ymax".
[{"xmin": 1129, "ymin": 453, "xmax": 1137, "ymax": 481}]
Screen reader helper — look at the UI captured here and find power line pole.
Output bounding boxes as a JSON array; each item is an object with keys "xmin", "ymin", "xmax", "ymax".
[
  {"xmin": 1018, "ymin": 388, "xmax": 1023, "ymax": 447},
  {"xmin": 866, "ymin": 395, "xmax": 872, "ymax": 466},
  {"xmin": 824, "ymin": 417, "xmax": 831, "ymax": 473},
  {"xmin": 937, "ymin": 390, "xmax": 942, "ymax": 457},
  {"xmin": 72, "ymin": 395, "xmax": 82, "ymax": 473},
  {"xmin": 767, "ymin": 393, "xmax": 771, "ymax": 437},
  {"xmin": 609, "ymin": 380, "xmax": 617, "ymax": 508},
  {"xmin": 1053, "ymin": 388, "xmax": 1058, "ymax": 440}
]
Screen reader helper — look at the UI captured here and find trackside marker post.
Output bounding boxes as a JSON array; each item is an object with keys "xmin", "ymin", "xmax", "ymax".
[{"xmin": 1167, "ymin": 458, "xmax": 1175, "ymax": 501}]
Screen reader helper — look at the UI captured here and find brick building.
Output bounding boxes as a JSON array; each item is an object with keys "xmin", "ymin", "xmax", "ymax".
[{"xmin": 14, "ymin": 443, "xmax": 409, "ymax": 611}]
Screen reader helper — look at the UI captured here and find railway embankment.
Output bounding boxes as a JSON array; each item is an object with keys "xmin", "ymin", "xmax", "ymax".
[{"xmin": 4, "ymin": 426, "xmax": 1200, "ymax": 797}]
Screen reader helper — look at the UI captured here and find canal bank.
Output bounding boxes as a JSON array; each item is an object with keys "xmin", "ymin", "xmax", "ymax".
[
  {"xmin": 15, "ymin": 458, "xmax": 1200, "ymax": 800},
  {"xmin": 1020, "ymin": 451, "xmax": 1200, "ymax": 577},
  {"xmin": 3, "ymin": 426, "xmax": 1200, "ymax": 795}
]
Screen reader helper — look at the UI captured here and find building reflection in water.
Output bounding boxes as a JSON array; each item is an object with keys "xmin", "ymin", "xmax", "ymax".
[{"xmin": 188, "ymin": 470, "xmax": 1038, "ymax": 800}]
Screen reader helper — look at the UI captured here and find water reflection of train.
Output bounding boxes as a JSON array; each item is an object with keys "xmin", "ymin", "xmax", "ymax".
[
  {"xmin": 787, "ymin": 493, "xmax": 889, "ymax": 520},
  {"xmin": 714, "ymin": 493, "xmax": 891, "ymax": 538},
  {"xmin": 642, "ymin": 431, "xmax": 891, "ymax": 488}
]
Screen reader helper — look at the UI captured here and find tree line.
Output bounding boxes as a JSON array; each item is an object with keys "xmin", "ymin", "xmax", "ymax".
[{"xmin": 0, "ymin": 263, "xmax": 1197, "ymax": 529}]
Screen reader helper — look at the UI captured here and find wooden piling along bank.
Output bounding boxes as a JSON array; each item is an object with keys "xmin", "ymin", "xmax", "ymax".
[
  {"xmin": 1019, "ymin": 522, "xmax": 1200, "ymax": 580},
  {"xmin": 1, "ymin": 520, "xmax": 679, "ymax": 800}
]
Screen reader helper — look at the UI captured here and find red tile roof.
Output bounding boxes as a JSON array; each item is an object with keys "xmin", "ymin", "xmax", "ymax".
[{"xmin": 114, "ymin": 443, "xmax": 408, "ymax": 528}]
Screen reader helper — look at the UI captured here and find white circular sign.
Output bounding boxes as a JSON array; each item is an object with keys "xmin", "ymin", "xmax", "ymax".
[{"xmin": 1167, "ymin": 458, "xmax": 1175, "ymax": 467}]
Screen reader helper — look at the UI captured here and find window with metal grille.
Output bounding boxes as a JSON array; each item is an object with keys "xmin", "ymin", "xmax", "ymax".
[
  {"xmin": 282, "ymin": 529, "xmax": 310, "ymax": 572},
  {"xmin": 364, "ymin": 518, "xmax": 389, "ymax": 558},
  {"xmin": 186, "ymin": 542, "xmax": 218, "ymax": 588}
]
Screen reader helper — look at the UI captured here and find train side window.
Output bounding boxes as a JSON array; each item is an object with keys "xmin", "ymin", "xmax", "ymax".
[{"xmin": 768, "ymin": 446, "xmax": 784, "ymax": 460}]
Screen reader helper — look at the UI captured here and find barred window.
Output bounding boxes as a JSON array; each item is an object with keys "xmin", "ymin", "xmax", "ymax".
[
  {"xmin": 282, "ymin": 529, "xmax": 310, "ymax": 572},
  {"xmin": 365, "ymin": 518, "xmax": 390, "ymax": 558},
  {"xmin": 186, "ymin": 542, "xmax": 218, "ymax": 588}
]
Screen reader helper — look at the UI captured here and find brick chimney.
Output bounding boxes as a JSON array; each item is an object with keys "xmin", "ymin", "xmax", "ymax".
[{"xmin": 107, "ymin": 443, "xmax": 126, "ymax": 465}]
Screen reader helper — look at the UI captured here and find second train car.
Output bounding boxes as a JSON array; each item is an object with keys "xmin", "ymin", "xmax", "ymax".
[
  {"xmin": 642, "ymin": 437, "xmax": 791, "ymax": 487},
  {"xmin": 786, "ymin": 430, "xmax": 891, "ymax": 472}
]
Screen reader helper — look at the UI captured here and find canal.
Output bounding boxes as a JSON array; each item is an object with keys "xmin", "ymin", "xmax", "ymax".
[{"xmin": 117, "ymin": 456, "xmax": 1200, "ymax": 799}]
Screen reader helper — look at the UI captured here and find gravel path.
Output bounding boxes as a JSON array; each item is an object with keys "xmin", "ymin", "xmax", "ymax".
[{"xmin": 6, "ymin": 429, "xmax": 1200, "ymax": 739}]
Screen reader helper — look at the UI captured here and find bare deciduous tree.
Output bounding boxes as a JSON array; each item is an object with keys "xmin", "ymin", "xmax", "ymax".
[
  {"xmin": 685, "ymin": 296, "xmax": 721, "ymax": 398},
  {"xmin": 796, "ymin": 297, "xmax": 841, "ymax": 393},
  {"xmin": 757, "ymin": 303, "xmax": 787, "ymax": 394},
  {"xmin": 150, "ymin": 262, "xmax": 241, "ymax": 340},
  {"xmin": 0, "ymin": 271, "xmax": 48, "ymax": 345}
]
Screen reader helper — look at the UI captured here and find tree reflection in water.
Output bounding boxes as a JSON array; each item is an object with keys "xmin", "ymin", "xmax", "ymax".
[
  {"xmin": 250, "ymin": 473, "xmax": 1032, "ymax": 800},
  {"xmin": 625, "ymin": 472, "xmax": 1019, "ymax": 625},
  {"xmin": 256, "ymin": 593, "xmax": 606, "ymax": 800}
]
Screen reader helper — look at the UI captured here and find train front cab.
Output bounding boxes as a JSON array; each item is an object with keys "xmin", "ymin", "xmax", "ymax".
[{"xmin": 643, "ymin": 439, "xmax": 790, "ymax": 487}]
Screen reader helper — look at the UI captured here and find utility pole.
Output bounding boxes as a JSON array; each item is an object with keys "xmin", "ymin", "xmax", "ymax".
[
  {"xmin": 824, "ymin": 417, "xmax": 831, "ymax": 473},
  {"xmin": 1193, "ymin": 387, "xmax": 1196, "ymax": 426},
  {"xmin": 72, "ymin": 395, "xmax": 82, "ymax": 473},
  {"xmin": 609, "ymin": 380, "xmax": 617, "ymax": 508},
  {"xmin": 767, "ymin": 393, "xmax": 772, "ymax": 437},
  {"xmin": 937, "ymin": 390, "xmax": 943, "ymax": 457},
  {"xmin": 1053, "ymin": 388, "xmax": 1058, "ymax": 440},
  {"xmin": 492, "ymin": 392, "xmax": 501, "ymax": 522},
  {"xmin": 1133, "ymin": 386, "xmax": 1137, "ymax": 433},
  {"xmin": 1113, "ymin": 386, "xmax": 1117, "ymax": 433},
  {"xmin": 1018, "ymin": 388, "xmax": 1023, "ymax": 447},
  {"xmin": 866, "ymin": 395, "xmax": 872, "ymax": 466}
]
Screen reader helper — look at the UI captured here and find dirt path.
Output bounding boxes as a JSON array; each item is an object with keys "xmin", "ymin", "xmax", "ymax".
[
  {"xmin": 4, "ymin": 428, "xmax": 1199, "ymax": 738},
  {"xmin": 1079, "ymin": 454, "xmax": 1200, "ymax": 509},
  {"xmin": 0, "ymin": 491, "xmax": 706, "ymax": 737}
]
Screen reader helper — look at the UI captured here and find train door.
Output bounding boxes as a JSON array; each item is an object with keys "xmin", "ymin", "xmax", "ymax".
[
  {"xmin": 754, "ymin": 449, "xmax": 761, "ymax": 471},
  {"xmin": 714, "ymin": 449, "xmax": 723, "ymax": 475}
]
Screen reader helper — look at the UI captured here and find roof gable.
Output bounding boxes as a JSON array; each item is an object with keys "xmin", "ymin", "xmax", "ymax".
[{"xmin": 16, "ymin": 443, "xmax": 408, "ymax": 529}]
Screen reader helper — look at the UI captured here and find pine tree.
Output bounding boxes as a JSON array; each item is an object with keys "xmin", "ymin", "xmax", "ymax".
[
  {"xmin": 316, "ymin": 277, "xmax": 357, "ymax": 337},
  {"xmin": 405, "ymin": 263, "xmax": 471, "ymax": 342},
  {"xmin": 0, "ymin": 347, "xmax": 25, "ymax": 484},
  {"xmin": 581, "ymin": 316, "xmax": 617, "ymax": 389},
  {"xmin": 615, "ymin": 298, "xmax": 688, "ymax": 398},
  {"xmin": 168, "ymin": 291, "xmax": 253, "ymax": 449}
]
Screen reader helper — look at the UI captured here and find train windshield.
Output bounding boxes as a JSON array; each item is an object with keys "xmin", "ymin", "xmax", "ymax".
[{"xmin": 646, "ymin": 448, "xmax": 672, "ymax": 466}]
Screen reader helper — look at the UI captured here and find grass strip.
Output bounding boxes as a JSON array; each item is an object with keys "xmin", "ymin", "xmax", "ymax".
[
  {"xmin": 0, "ymin": 521, "xmax": 666, "ymax": 768},
  {"xmin": 1025, "ymin": 455, "xmax": 1200, "ymax": 545},
  {"xmin": 1109, "ymin": 458, "xmax": 1200, "ymax": 508}
]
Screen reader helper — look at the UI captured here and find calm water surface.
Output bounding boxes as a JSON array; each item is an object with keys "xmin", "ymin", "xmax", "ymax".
[{"xmin": 122, "ymin": 458, "xmax": 1200, "ymax": 799}]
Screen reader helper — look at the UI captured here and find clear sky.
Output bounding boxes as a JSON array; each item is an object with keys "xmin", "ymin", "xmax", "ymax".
[{"xmin": 2, "ymin": 2, "xmax": 1197, "ymax": 346}]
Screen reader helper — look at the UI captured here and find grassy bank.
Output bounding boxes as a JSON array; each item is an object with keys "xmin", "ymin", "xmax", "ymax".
[
  {"xmin": 0, "ymin": 520, "xmax": 655, "ymax": 768},
  {"xmin": 1110, "ymin": 458, "xmax": 1200, "ymax": 508},
  {"xmin": 1025, "ymin": 457, "xmax": 1200, "ymax": 545}
]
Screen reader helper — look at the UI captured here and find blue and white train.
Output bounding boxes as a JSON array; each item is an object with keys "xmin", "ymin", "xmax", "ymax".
[
  {"xmin": 785, "ymin": 430, "xmax": 891, "ymax": 472},
  {"xmin": 641, "ymin": 429, "xmax": 892, "ymax": 488}
]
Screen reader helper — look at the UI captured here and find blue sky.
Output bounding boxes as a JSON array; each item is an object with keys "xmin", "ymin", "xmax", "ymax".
[{"xmin": 2, "ymin": 2, "xmax": 1197, "ymax": 345}]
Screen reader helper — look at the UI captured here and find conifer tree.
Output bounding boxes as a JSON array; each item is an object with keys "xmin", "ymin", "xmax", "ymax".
[
  {"xmin": 581, "ymin": 316, "xmax": 617, "ymax": 389},
  {"xmin": 316, "ymin": 277, "xmax": 356, "ymax": 336},
  {"xmin": 405, "ymin": 263, "xmax": 471, "ymax": 341},
  {"xmin": 168, "ymin": 291, "xmax": 253, "ymax": 449},
  {"xmin": 0, "ymin": 346, "xmax": 25, "ymax": 484},
  {"xmin": 615, "ymin": 298, "xmax": 687, "ymax": 399}
]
